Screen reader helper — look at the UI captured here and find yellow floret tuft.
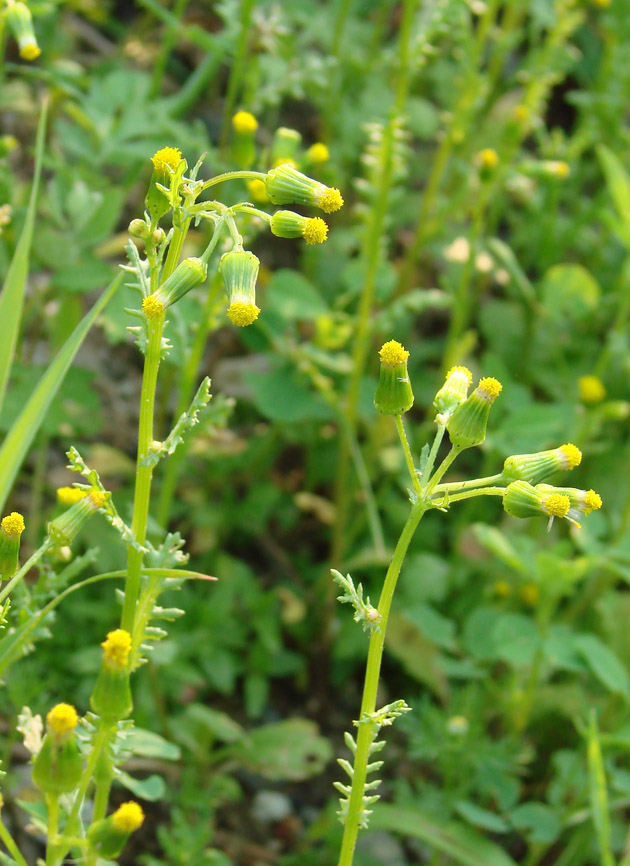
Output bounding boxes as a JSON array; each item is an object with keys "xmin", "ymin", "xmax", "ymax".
[
  {"xmin": 1, "ymin": 512, "xmax": 25, "ymax": 537},
  {"xmin": 302, "ymin": 217, "xmax": 328, "ymax": 244},
  {"xmin": 559, "ymin": 443, "xmax": 582, "ymax": 469},
  {"xmin": 89, "ymin": 490, "xmax": 107, "ymax": 509},
  {"xmin": 478, "ymin": 377, "xmax": 502, "ymax": 400},
  {"xmin": 379, "ymin": 340, "xmax": 409, "ymax": 367},
  {"xmin": 579, "ymin": 374, "xmax": 606, "ymax": 404},
  {"xmin": 151, "ymin": 146, "xmax": 182, "ymax": 173},
  {"xmin": 272, "ymin": 157, "xmax": 297, "ymax": 170},
  {"xmin": 227, "ymin": 302, "xmax": 260, "ymax": 327},
  {"xmin": 318, "ymin": 187, "xmax": 344, "ymax": 213},
  {"xmin": 446, "ymin": 366, "xmax": 473, "ymax": 385},
  {"xmin": 47, "ymin": 703, "xmax": 78, "ymax": 736},
  {"xmin": 142, "ymin": 295, "xmax": 165, "ymax": 319},
  {"xmin": 232, "ymin": 111, "xmax": 258, "ymax": 135},
  {"xmin": 477, "ymin": 148, "xmax": 499, "ymax": 169},
  {"xmin": 543, "ymin": 493, "xmax": 570, "ymax": 518},
  {"xmin": 20, "ymin": 42, "xmax": 41, "ymax": 61},
  {"xmin": 57, "ymin": 487, "xmax": 88, "ymax": 506},
  {"xmin": 247, "ymin": 179, "xmax": 269, "ymax": 203},
  {"xmin": 551, "ymin": 161, "xmax": 570, "ymax": 178},
  {"xmin": 112, "ymin": 802, "xmax": 144, "ymax": 833},
  {"xmin": 102, "ymin": 629, "xmax": 132, "ymax": 668},
  {"xmin": 307, "ymin": 143, "xmax": 330, "ymax": 163},
  {"xmin": 584, "ymin": 490, "xmax": 602, "ymax": 514}
]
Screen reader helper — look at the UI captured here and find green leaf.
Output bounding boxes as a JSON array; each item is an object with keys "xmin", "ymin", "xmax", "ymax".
[
  {"xmin": 597, "ymin": 145, "xmax": 630, "ymax": 236},
  {"xmin": 574, "ymin": 633, "xmax": 630, "ymax": 697},
  {"xmin": 509, "ymin": 802, "xmax": 560, "ymax": 844},
  {"xmin": 587, "ymin": 711, "xmax": 615, "ymax": 866},
  {"xmin": 265, "ymin": 269, "xmax": 329, "ymax": 321},
  {"xmin": 117, "ymin": 770, "xmax": 166, "ymax": 801},
  {"xmin": 370, "ymin": 803, "xmax": 518, "ymax": 866},
  {"xmin": 232, "ymin": 718, "xmax": 332, "ymax": 781},
  {"xmin": 0, "ymin": 272, "xmax": 122, "ymax": 511},
  {"xmin": 539, "ymin": 264, "xmax": 601, "ymax": 321},
  {"xmin": 455, "ymin": 800, "xmax": 510, "ymax": 834},
  {"xmin": 124, "ymin": 727, "xmax": 181, "ymax": 761},
  {"xmin": 0, "ymin": 101, "xmax": 47, "ymax": 413}
]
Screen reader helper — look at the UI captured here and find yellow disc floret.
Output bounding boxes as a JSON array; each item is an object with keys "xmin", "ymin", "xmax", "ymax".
[
  {"xmin": 102, "ymin": 629, "xmax": 132, "ymax": 669},
  {"xmin": 89, "ymin": 490, "xmax": 107, "ymax": 509},
  {"xmin": 302, "ymin": 217, "xmax": 328, "ymax": 244},
  {"xmin": 559, "ymin": 443, "xmax": 582, "ymax": 469},
  {"xmin": 543, "ymin": 493, "xmax": 570, "ymax": 518},
  {"xmin": 447, "ymin": 366, "xmax": 473, "ymax": 386},
  {"xmin": 112, "ymin": 802, "xmax": 144, "ymax": 833},
  {"xmin": 318, "ymin": 187, "xmax": 344, "ymax": 213},
  {"xmin": 57, "ymin": 487, "xmax": 88, "ymax": 506},
  {"xmin": 247, "ymin": 179, "xmax": 269, "ymax": 203},
  {"xmin": 1, "ymin": 512, "xmax": 25, "ymax": 537},
  {"xmin": 272, "ymin": 157, "xmax": 297, "ymax": 170},
  {"xmin": 584, "ymin": 490, "xmax": 603, "ymax": 514},
  {"xmin": 307, "ymin": 143, "xmax": 330, "ymax": 163},
  {"xmin": 142, "ymin": 295, "xmax": 165, "ymax": 319},
  {"xmin": 232, "ymin": 111, "xmax": 258, "ymax": 135},
  {"xmin": 151, "ymin": 146, "xmax": 182, "ymax": 173},
  {"xmin": 379, "ymin": 340, "xmax": 409, "ymax": 367},
  {"xmin": 477, "ymin": 148, "xmax": 499, "ymax": 169},
  {"xmin": 20, "ymin": 43, "xmax": 41, "ymax": 61},
  {"xmin": 579, "ymin": 375, "xmax": 606, "ymax": 404},
  {"xmin": 47, "ymin": 703, "xmax": 78, "ymax": 736},
  {"xmin": 227, "ymin": 302, "xmax": 260, "ymax": 327},
  {"xmin": 478, "ymin": 377, "xmax": 502, "ymax": 401}
]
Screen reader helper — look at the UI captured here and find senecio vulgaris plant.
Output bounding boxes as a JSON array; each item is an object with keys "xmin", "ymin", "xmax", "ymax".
[
  {"xmin": 333, "ymin": 343, "xmax": 603, "ymax": 866},
  {"xmin": 0, "ymin": 132, "xmax": 343, "ymax": 865}
]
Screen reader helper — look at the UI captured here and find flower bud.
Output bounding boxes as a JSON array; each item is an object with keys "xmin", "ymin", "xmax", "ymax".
[
  {"xmin": 90, "ymin": 629, "xmax": 133, "ymax": 723},
  {"xmin": 475, "ymin": 148, "xmax": 499, "ymax": 180},
  {"xmin": 145, "ymin": 256, "xmax": 207, "ymax": 314},
  {"xmin": 374, "ymin": 341, "xmax": 414, "ymax": 416},
  {"xmin": 128, "ymin": 219, "xmax": 150, "ymax": 239},
  {"xmin": 231, "ymin": 111, "xmax": 258, "ymax": 168},
  {"xmin": 87, "ymin": 801, "xmax": 144, "ymax": 860},
  {"xmin": 433, "ymin": 366, "xmax": 472, "ymax": 418},
  {"xmin": 446, "ymin": 377, "xmax": 502, "ymax": 448},
  {"xmin": 47, "ymin": 490, "xmax": 106, "ymax": 547},
  {"xmin": 536, "ymin": 484, "xmax": 602, "ymax": 525},
  {"xmin": 503, "ymin": 481, "xmax": 570, "ymax": 523},
  {"xmin": 0, "ymin": 512, "xmax": 25, "ymax": 580},
  {"xmin": 502, "ymin": 443, "xmax": 582, "ymax": 485},
  {"xmin": 270, "ymin": 127, "xmax": 302, "ymax": 168},
  {"xmin": 145, "ymin": 146, "xmax": 183, "ymax": 221},
  {"xmin": 270, "ymin": 210, "xmax": 328, "ymax": 244},
  {"xmin": 6, "ymin": 3, "xmax": 40, "ymax": 60},
  {"xmin": 305, "ymin": 142, "xmax": 330, "ymax": 165},
  {"xmin": 219, "ymin": 249, "xmax": 260, "ymax": 327},
  {"xmin": 32, "ymin": 704, "xmax": 83, "ymax": 795},
  {"xmin": 265, "ymin": 164, "xmax": 343, "ymax": 213}
]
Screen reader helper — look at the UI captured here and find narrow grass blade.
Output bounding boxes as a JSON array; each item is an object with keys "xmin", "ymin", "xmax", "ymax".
[
  {"xmin": 0, "ymin": 272, "xmax": 123, "ymax": 511},
  {"xmin": 0, "ymin": 100, "xmax": 48, "ymax": 413},
  {"xmin": 587, "ymin": 710, "xmax": 615, "ymax": 866}
]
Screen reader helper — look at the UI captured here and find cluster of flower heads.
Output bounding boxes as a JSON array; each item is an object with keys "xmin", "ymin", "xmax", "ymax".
[
  {"xmin": 137, "ymin": 135, "xmax": 342, "ymax": 328},
  {"xmin": 374, "ymin": 342, "xmax": 602, "ymax": 529}
]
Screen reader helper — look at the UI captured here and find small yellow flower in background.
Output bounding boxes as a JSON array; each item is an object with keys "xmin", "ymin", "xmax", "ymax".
[
  {"xmin": 57, "ymin": 487, "xmax": 88, "ymax": 506},
  {"xmin": 447, "ymin": 715, "xmax": 469, "ymax": 736},
  {"xmin": 142, "ymin": 295, "xmax": 166, "ymax": 319},
  {"xmin": 102, "ymin": 629, "xmax": 132, "ymax": 669},
  {"xmin": 112, "ymin": 802, "xmax": 144, "ymax": 833},
  {"xmin": 476, "ymin": 148, "xmax": 499, "ymax": 170},
  {"xmin": 151, "ymin": 146, "xmax": 182, "ymax": 173},
  {"xmin": 306, "ymin": 142, "xmax": 330, "ymax": 163},
  {"xmin": 519, "ymin": 583, "xmax": 540, "ymax": 606},
  {"xmin": 379, "ymin": 340, "xmax": 409, "ymax": 367},
  {"xmin": 475, "ymin": 252, "xmax": 494, "ymax": 273},
  {"xmin": 589, "ymin": 0, "xmax": 610, "ymax": 7},
  {"xmin": 543, "ymin": 160, "xmax": 570, "ymax": 179},
  {"xmin": 46, "ymin": 703, "xmax": 78, "ymax": 737},
  {"xmin": 272, "ymin": 157, "xmax": 298, "ymax": 170},
  {"xmin": 247, "ymin": 179, "xmax": 269, "ymax": 203},
  {"xmin": 493, "ymin": 579, "xmax": 512, "ymax": 598},
  {"xmin": 579, "ymin": 374, "xmax": 606, "ymax": 404},
  {"xmin": 513, "ymin": 104, "xmax": 529, "ymax": 123},
  {"xmin": 232, "ymin": 111, "xmax": 258, "ymax": 135},
  {"xmin": 444, "ymin": 237, "xmax": 470, "ymax": 263},
  {"xmin": 1, "ymin": 512, "xmax": 25, "ymax": 537}
]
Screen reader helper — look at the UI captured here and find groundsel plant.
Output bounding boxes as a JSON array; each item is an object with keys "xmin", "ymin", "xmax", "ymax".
[
  {"xmin": 0, "ymin": 138, "xmax": 342, "ymax": 865},
  {"xmin": 332, "ymin": 342, "xmax": 602, "ymax": 866}
]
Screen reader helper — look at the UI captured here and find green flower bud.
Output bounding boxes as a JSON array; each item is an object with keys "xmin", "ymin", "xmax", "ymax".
[
  {"xmin": 502, "ymin": 443, "xmax": 582, "ymax": 485},
  {"xmin": 32, "ymin": 704, "xmax": 82, "ymax": 795},
  {"xmin": 270, "ymin": 127, "xmax": 302, "ymax": 167},
  {"xmin": 219, "ymin": 249, "xmax": 260, "ymax": 327},
  {"xmin": 503, "ymin": 481, "xmax": 570, "ymax": 523},
  {"xmin": 0, "ymin": 512, "xmax": 24, "ymax": 580},
  {"xmin": 374, "ymin": 341, "xmax": 414, "ymax": 416},
  {"xmin": 47, "ymin": 491, "xmax": 106, "ymax": 547},
  {"xmin": 270, "ymin": 210, "xmax": 328, "ymax": 244},
  {"xmin": 87, "ymin": 802, "xmax": 144, "ymax": 860},
  {"xmin": 90, "ymin": 630, "xmax": 133, "ymax": 723},
  {"xmin": 265, "ymin": 163, "xmax": 343, "ymax": 213},
  {"xmin": 446, "ymin": 377, "xmax": 502, "ymax": 449},
  {"xmin": 433, "ymin": 366, "xmax": 473, "ymax": 418},
  {"xmin": 145, "ymin": 146, "xmax": 183, "ymax": 221},
  {"xmin": 128, "ymin": 219, "xmax": 151, "ymax": 239},
  {"xmin": 148, "ymin": 257, "xmax": 207, "ymax": 311},
  {"xmin": 6, "ymin": 3, "xmax": 40, "ymax": 61}
]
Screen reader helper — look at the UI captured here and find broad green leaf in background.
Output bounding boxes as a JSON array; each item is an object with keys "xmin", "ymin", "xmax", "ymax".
[
  {"xmin": 370, "ymin": 803, "xmax": 519, "ymax": 866},
  {"xmin": 573, "ymin": 633, "xmax": 630, "ymax": 698},
  {"xmin": 0, "ymin": 100, "xmax": 48, "ymax": 414},
  {"xmin": 0, "ymin": 272, "xmax": 122, "ymax": 511},
  {"xmin": 231, "ymin": 718, "xmax": 332, "ymax": 781},
  {"xmin": 539, "ymin": 264, "xmax": 601, "ymax": 321},
  {"xmin": 597, "ymin": 145, "xmax": 630, "ymax": 239}
]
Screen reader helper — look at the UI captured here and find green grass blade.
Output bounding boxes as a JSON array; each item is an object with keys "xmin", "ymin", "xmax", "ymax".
[
  {"xmin": 0, "ymin": 100, "xmax": 48, "ymax": 414},
  {"xmin": 0, "ymin": 272, "xmax": 123, "ymax": 512},
  {"xmin": 587, "ymin": 710, "xmax": 615, "ymax": 866}
]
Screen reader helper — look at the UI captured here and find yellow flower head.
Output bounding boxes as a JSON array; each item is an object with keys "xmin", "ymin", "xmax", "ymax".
[
  {"xmin": 142, "ymin": 295, "xmax": 165, "ymax": 319},
  {"xmin": 232, "ymin": 111, "xmax": 258, "ymax": 135},
  {"xmin": 227, "ymin": 301, "xmax": 260, "ymax": 327},
  {"xmin": 513, "ymin": 104, "xmax": 529, "ymax": 123},
  {"xmin": 302, "ymin": 217, "xmax": 328, "ymax": 244},
  {"xmin": 447, "ymin": 366, "xmax": 473, "ymax": 386},
  {"xmin": 317, "ymin": 187, "xmax": 344, "ymax": 213},
  {"xmin": 379, "ymin": 340, "xmax": 409, "ymax": 367},
  {"xmin": 57, "ymin": 487, "xmax": 88, "ymax": 506},
  {"xmin": 477, "ymin": 377, "xmax": 502, "ymax": 401},
  {"xmin": 579, "ymin": 375, "xmax": 606, "ymax": 404},
  {"xmin": 549, "ymin": 161, "xmax": 570, "ymax": 179},
  {"xmin": 306, "ymin": 142, "xmax": 330, "ymax": 163},
  {"xmin": 101, "ymin": 629, "xmax": 132, "ymax": 669},
  {"xmin": 519, "ymin": 583, "xmax": 540, "ymax": 606},
  {"xmin": 559, "ymin": 443, "xmax": 582, "ymax": 469},
  {"xmin": 47, "ymin": 703, "xmax": 78, "ymax": 736},
  {"xmin": 151, "ymin": 147, "xmax": 182, "ymax": 174},
  {"xmin": 477, "ymin": 148, "xmax": 499, "ymax": 169},
  {"xmin": 584, "ymin": 489, "xmax": 603, "ymax": 514},
  {"xmin": 542, "ymin": 493, "xmax": 570, "ymax": 519},
  {"xmin": 493, "ymin": 579, "xmax": 512, "ymax": 598},
  {"xmin": 246, "ymin": 179, "xmax": 269, "ymax": 203},
  {"xmin": 112, "ymin": 801, "xmax": 144, "ymax": 833},
  {"xmin": 1, "ymin": 512, "xmax": 25, "ymax": 537},
  {"xmin": 20, "ymin": 42, "xmax": 41, "ymax": 61}
]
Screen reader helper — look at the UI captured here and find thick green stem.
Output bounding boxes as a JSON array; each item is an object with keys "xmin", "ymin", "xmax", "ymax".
[
  {"xmin": 433, "ymin": 472, "xmax": 504, "ymax": 494},
  {"xmin": 0, "ymin": 819, "xmax": 28, "ymax": 866},
  {"xmin": 430, "ymin": 486, "xmax": 505, "ymax": 507},
  {"xmin": 424, "ymin": 445, "xmax": 462, "ymax": 495},
  {"xmin": 337, "ymin": 502, "xmax": 426, "ymax": 866},
  {"xmin": 45, "ymin": 794, "xmax": 59, "ymax": 866}
]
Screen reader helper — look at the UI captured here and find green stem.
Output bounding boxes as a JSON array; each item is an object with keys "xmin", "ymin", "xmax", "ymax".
[
  {"xmin": 424, "ymin": 446, "xmax": 462, "ymax": 495},
  {"xmin": 0, "ymin": 819, "xmax": 28, "ymax": 866},
  {"xmin": 421, "ymin": 422, "xmax": 445, "ymax": 486},
  {"xmin": 337, "ymin": 502, "xmax": 426, "ymax": 866},
  {"xmin": 45, "ymin": 794, "xmax": 59, "ymax": 865},
  {"xmin": 433, "ymin": 472, "xmax": 504, "ymax": 494},
  {"xmin": 150, "ymin": 0, "xmax": 191, "ymax": 97},
  {"xmin": 201, "ymin": 170, "xmax": 265, "ymax": 192},
  {"xmin": 219, "ymin": 0, "xmax": 255, "ymax": 151},
  {"xmin": 430, "ymin": 486, "xmax": 505, "ymax": 507},
  {"xmin": 394, "ymin": 415, "xmax": 422, "ymax": 495}
]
